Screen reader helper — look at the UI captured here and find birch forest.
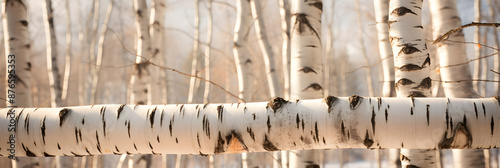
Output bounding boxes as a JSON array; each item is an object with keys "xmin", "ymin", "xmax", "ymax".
[{"xmin": 1, "ymin": 0, "xmax": 500, "ymax": 167}]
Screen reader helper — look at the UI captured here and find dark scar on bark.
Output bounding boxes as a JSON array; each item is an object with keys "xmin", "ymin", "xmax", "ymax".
[
  {"xmin": 303, "ymin": 83, "xmax": 323, "ymax": 91},
  {"xmin": 217, "ymin": 105, "xmax": 224, "ymax": 122},
  {"xmin": 412, "ymin": 77, "xmax": 432, "ymax": 90},
  {"xmin": 214, "ymin": 132, "xmax": 225, "ymax": 154},
  {"xmin": 299, "ymin": 67, "xmax": 317, "ymax": 74},
  {"xmin": 150, "ymin": 107, "xmax": 157, "ymax": 128},
  {"xmin": 474, "ymin": 103, "xmax": 478, "ymax": 119},
  {"xmin": 225, "ymin": 130, "xmax": 248, "ymax": 151},
  {"xmin": 308, "ymin": 2, "xmax": 322, "ymax": 11},
  {"xmin": 398, "ymin": 43, "xmax": 421, "ymax": 56},
  {"xmin": 363, "ymin": 130, "xmax": 374, "ymax": 149},
  {"xmin": 491, "ymin": 117, "xmax": 495, "ymax": 136},
  {"xmin": 117, "ymin": 104, "xmax": 126, "ymax": 119},
  {"xmin": 293, "ymin": 13, "xmax": 320, "ymax": 40},
  {"xmin": 371, "ymin": 108, "xmax": 376, "ymax": 134},
  {"xmin": 267, "ymin": 97, "xmax": 288, "ymax": 113},
  {"xmin": 41, "ymin": 117, "xmax": 46, "ymax": 144},
  {"xmin": 325, "ymin": 96, "xmax": 338, "ymax": 113},
  {"xmin": 59, "ymin": 108, "xmax": 71, "ymax": 127},
  {"xmin": 390, "ymin": 7, "xmax": 417, "ymax": 16},
  {"xmin": 348, "ymin": 95, "xmax": 363, "ymax": 110},
  {"xmin": 426, "ymin": 104, "xmax": 430, "ymax": 126},
  {"xmin": 439, "ymin": 115, "xmax": 472, "ymax": 149},
  {"xmin": 247, "ymin": 127, "xmax": 255, "ymax": 141},
  {"xmin": 263, "ymin": 135, "xmax": 279, "ymax": 151},
  {"xmin": 267, "ymin": 116, "xmax": 271, "ymax": 133}
]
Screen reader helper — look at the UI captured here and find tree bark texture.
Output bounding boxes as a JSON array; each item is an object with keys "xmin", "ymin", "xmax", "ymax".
[
  {"xmin": 374, "ymin": 0, "xmax": 395, "ymax": 98},
  {"xmin": 1, "ymin": 97, "xmax": 500, "ymax": 157},
  {"xmin": 233, "ymin": 0, "xmax": 254, "ymax": 102},
  {"xmin": 43, "ymin": 0, "xmax": 62, "ymax": 107}
]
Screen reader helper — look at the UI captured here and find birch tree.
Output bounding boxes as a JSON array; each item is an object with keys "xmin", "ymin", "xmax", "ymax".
[
  {"xmin": 42, "ymin": 0, "xmax": 62, "ymax": 108},
  {"xmin": 233, "ymin": 0, "xmax": 254, "ymax": 102},
  {"xmin": 289, "ymin": 0, "xmax": 323, "ymax": 167},
  {"xmin": 203, "ymin": 0, "xmax": 213, "ymax": 103},
  {"xmin": 388, "ymin": 0, "xmax": 435, "ymax": 167},
  {"xmin": 1, "ymin": 97, "xmax": 500, "ymax": 157},
  {"xmin": 2, "ymin": 0, "xmax": 34, "ymax": 167},
  {"xmin": 149, "ymin": 0, "xmax": 166, "ymax": 105},
  {"xmin": 61, "ymin": 0, "xmax": 72, "ymax": 104},
  {"xmin": 279, "ymin": 0, "xmax": 291, "ymax": 100},
  {"xmin": 187, "ymin": 0, "xmax": 201, "ymax": 104},
  {"xmin": 430, "ymin": 0, "xmax": 486, "ymax": 167}
]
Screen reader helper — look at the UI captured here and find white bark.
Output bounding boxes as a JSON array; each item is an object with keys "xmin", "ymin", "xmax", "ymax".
[
  {"xmin": 279, "ymin": 0, "xmax": 291, "ymax": 100},
  {"xmin": 473, "ymin": 0, "xmax": 482, "ymax": 95},
  {"xmin": 430, "ymin": 0, "xmax": 486, "ymax": 167},
  {"xmin": 203, "ymin": 0, "xmax": 213, "ymax": 103},
  {"xmin": 355, "ymin": 0, "xmax": 374, "ymax": 97},
  {"xmin": 61, "ymin": 0, "xmax": 72, "ymax": 104},
  {"xmin": 130, "ymin": 0, "xmax": 152, "ymax": 105},
  {"xmin": 374, "ymin": 0, "xmax": 395, "ymax": 98},
  {"xmin": 1, "ymin": 97, "xmax": 500, "ymax": 157},
  {"xmin": 43, "ymin": 0, "xmax": 62, "ymax": 107},
  {"xmin": 187, "ymin": 0, "xmax": 201, "ymax": 103},
  {"xmin": 233, "ymin": 0, "xmax": 254, "ymax": 101},
  {"xmin": 150, "ymin": 0, "xmax": 166, "ymax": 105},
  {"xmin": 290, "ymin": 0, "xmax": 323, "ymax": 100},
  {"xmin": 389, "ymin": 0, "xmax": 434, "ymax": 167},
  {"xmin": 250, "ymin": 0, "xmax": 282, "ymax": 98}
]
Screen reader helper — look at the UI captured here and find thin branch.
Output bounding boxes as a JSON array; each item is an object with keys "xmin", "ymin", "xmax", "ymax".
[
  {"xmin": 438, "ymin": 51, "xmax": 500, "ymax": 69},
  {"xmin": 108, "ymin": 28, "xmax": 245, "ymax": 102},
  {"xmin": 491, "ymin": 69, "xmax": 500, "ymax": 75},
  {"xmin": 434, "ymin": 22, "xmax": 500, "ymax": 44},
  {"xmin": 344, "ymin": 55, "xmax": 393, "ymax": 74}
]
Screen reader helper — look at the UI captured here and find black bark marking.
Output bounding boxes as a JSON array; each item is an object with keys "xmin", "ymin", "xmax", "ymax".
[
  {"xmin": 169, "ymin": 120, "xmax": 173, "ymax": 136},
  {"xmin": 58, "ymin": 143, "xmax": 61, "ymax": 150},
  {"xmin": 133, "ymin": 144, "xmax": 138, "ymax": 151},
  {"xmin": 482, "ymin": 103, "xmax": 486, "ymax": 117},
  {"xmin": 377, "ymin": 97, "xmax": 382, "ymax": 111},
  {"xmin": 267, "ymin": 97, "xmax": 288, "ymax": 113},
  {"xmin": 149, "ymin": 142, "xmax": 153, "ymax": 150},
  {"xmin": 305, "ymin": 163, "xmax": 320, "ymax": 168},
  {"xmin": 247, "ymin": 127, "xmax": 255, "ymax": 141},
  {"xmin": 474, "ymin": 103, "xmax": 478, "ymax": 119},
  {"xmin": 217, "ymin": 105, "xmax": 224, "ymax": 122},
  {"xmin": 299, "ymin": 67, "xmax": 317, "ymax": 74},
  {"xmin": 341, "ymin": 121, "xmax": 346, "ymax": 136},
  {"xmin": 325, "ymin": 96, "xmax": 338, "ymax": 113},
  {"xmin": 363, "ymin": 130, "xmax": 374, "ymax": 149},
  {"xmin": 203, "ymin": 103, "xmax": 209, "ymax": 109},
  {"xmin": 59, "ymin": 108, "xmax": 71, "ymax": 126},
  {"xmin": 408, "ymin": 91, "xmax": 426, "ymax": 97},
  {"xmin": 157, "ymin": 135, "xmax": 160, "ymax": 143},
  {"xmin": 491, "ymin": 117, "xmax": 495, "ymax": 136},
  {"xmin": 117, "ymin": 104, "xmax": 126, "ymax": 119},
  {"xmin": 296, "ymin": 114, "xmax": 300, "ymax": 129},
  {"xmin": 493, "ymin": 96, "xmax": 500, "ymax": 105},
  {"xmin": 303, "ymin": 83, "xmax": 323, "ymax": 91},
  {"xmin": 22, "ymin": 144, "xmax": 36, "ymax": 157},
  {"xmin": 302, "ymin": 118, "xmax": 305, "ymax": 131},
  {"xmin": 450, "ymin": 117, "xmax": 454, "ymax": 131},
  {"xmin": 197, "ymin": 133, "xmax": 201, "ymax": 148},
  {"xmin": 293, "ymin": 13, "xmax": 320, "ymax": 40},
  {"xmin": 308, "ymin": 2, "xmax": 322, "ymax": 11},
  {"xmin": 214, "ymin": 132, "xmax": 225, "ymax": 154},
  {"xmin": 439, "ymin": 116, "xmax": 472, "ymax": 149},
  {"xmin": 252, "ymin": 113, "xmax": 256, "ymax": 120},
  {"xmin": 150, "ymin": 107, "xmax": 157, "ymax": 128},
  {"xmin": 74, "ymin": 128, "xmax": 79, "ymax": 144},
  {"xmin": 410, "ymin": 107, "xmax": 413, "ymax": 115},
  {"xmin": 82, "ymin": 118, "xmax": 85, "ymax": 125},
  {"xmin": 314, "ymin": 122, "xmax": 319, "ymax": 143},
  {"xmin": 412, "ymin": 77, "xmax": 432, "ymax": 90},
  {"xmin": 263, "ymin": 135, "xmax": 279, "ymax": 151},
  {"xmin": 225, "ymin": 130, "xmax": 248, "ymax": 151},
  {"xmin": 127, "ymin": 122, "xmax": 131, "ymax": 138},
  {"xmin": 202, "ymin": 115, "xmax": 211, "ymax": 138},
  {"xmin": 423, "ymin": 55, "xmax": 431, "ymax": 67},
  {"xmin": 160, "ymin": 109, "xmax": 165, "ymax": 127},
  {"xmin": 414, "ymin": 25, "xmax": 423, "ymax": 29},
  {"xmin": 101, "ymin": 107, "xmax": 107, "ymax": 136},
  {"xmin": 267, "ymin": 115, "xmax": 271, "ymax": 133},
  {"xmin": 401, "ymin": 154, "xmax": 410, "ymax": 161},
  {"xmin": 390, "ymin": 7, "xmax": 417, "ymax": 16},
  {"xmin": 348, "ymin": 95, "xmax": 363, "ymax": 110},
  {"xmin": 175, "ymin": 138, "xmax": 178, "ymax": 143},
  {"xmin": 399, "ymin": 43, "xmax": 421, "ymax": 55},
  {"xmin": 41, "ymin": 117, "xmax": 46, "ymax": 144},
  {"xmin": 371, "ymin": 108, "xmax": 376, "ymax": 134},
  {"xmin": 96, "ymin": 131, "xmax": 102, "ymax": 153},
  {"xmin": 179, "ymin": 105, "xmax": 184, "ymax": 116},
  {"xmin": 385, "ymin": 108, "xmax": 388, "ymax": 123},
  {"xmin": 396, "ymin": 64, "xmax": 423, "ymax": 72},
  {"xmin": 305, "ymin": 45, "xmax": 317, "ymax": 48},
  {"xmin": 44, "ymin": 152, "xmax": 54, "ymax": 157},
  {"xmin": 426, "ymin": 104, "xmax": 430, "ymax": 126}
]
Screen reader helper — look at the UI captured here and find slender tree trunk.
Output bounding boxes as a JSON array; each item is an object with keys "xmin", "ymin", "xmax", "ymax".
[
  {"xmin": 429, "ymin": 0, "xmax": 486, "ymax": 167},
  {"xmin": 149, "ymin": 0, "xmax": 166, "ymax": 105},
  {"xmin": 355, "ymin": 0, "xmax": 374, "ymax": 97},
  {"xmin": 388, "ymin": 0, "xmax": 435, "ymax": 167},
  {"xmin": 43, "ymin": 0, "xmax": 62, "ymax": 108},
  {"xmin": 91, "ymin": 0, "xmax": 114, "ymax": 105},
  {"xmin": 2, "ymin": 97, "xmax": 500, "ymax": 157},
  {"xmin": 488, "ymin": 0, "xmax": 500, "ymax": 96},
  {"xmin": 61, "ymin": 0, "xmax": 72, "ymax": 105},
  {"xmin": 187, "ymin": 0, "xmax": 201, "ymax": 104},
  {"xmin": 233, "ymin": 0, "xmax": 254, "ymax": 102},
  {"xmin": 289, "ymin": 0, "xmax": 323, "ymax": 167},
  {"xmin": 87, "ymin": 0, "xmax": 100, "ymax": 105},
  {"xmin": 279, "ymin": 0, "xmax": 291, "ymax": 100},
  {"xmin": 250, "ymin": 0, "xmax": 282, "ymax": 99},
  {"xmin": 2, "ymin": 0, "xmax": 34, "ymax": 167},
  {"xmin": 203, "ymin": 0, "xmax": 212, "ymax": 103},
  {"xmin": 473, "ymin": 0, "xmax": 482, "ymax": 95}
]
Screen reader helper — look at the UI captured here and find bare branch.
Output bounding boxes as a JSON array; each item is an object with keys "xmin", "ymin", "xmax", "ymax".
[{"xmin": 434, "ymin": 22, "xmax": 500, "ymax": 44}]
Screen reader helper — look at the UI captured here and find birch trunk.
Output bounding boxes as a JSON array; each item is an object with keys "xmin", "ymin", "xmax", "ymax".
[
  {"xmin": 61, "ymin": 0, "xmax": 72, "ymax": 104},
  {"xmin": 250, "ymin": 0, "xmax": 282, "ymax": 98},
  {"xmin": 87, "ymin": 0, "xmax": 100, "ymax": 105},
  {"xmin": 1, "ymin": 97, "xmax": 500, "ymax": 157},
  {"xmin": 388, "ymin": 0, "xmax": 435, "ymax": 167},
  {"xmin": 149, "ymin": 0, "xmax": 166, "ymax": 105},
  {"xmin": 279, "ymin": 0, "xmax": 291, "ymax": 100},
  {"xmin": 429, "ymin": 1, "xmax": 486, "ymax": 167},
  {"xmin": 473, "ymin": 0, "xmax": 482, "ymax": 94},
  {"xmin": 289, "ymin": 0, "xmax": 323, "ymax": 167},
  {"xmin": 2, "ymin": 0, "xmax": 34, "ymax": 167},
  {"xmin": 488, "ymin": 0, "xmax": 500, "ymax": 96},
  {"xmin": 91, "ymin": 1, "xmax": 114, "ymax": 105},
  {"xmin": 43, "ymin": 0, "xmax": 62, "ymax": 108},
  {"xmin": 130, "ymin": 0, "xmax": 152, "ymax": 105},
  {"xmin": 203, "ymin": 0, "xmax": 212, "ymax": 103},
  {"xmin": 233, "ymin": 0, "xmax": 254, "ymax": 102},
  {"xmin": 355, "ymin": 0, "xmax": 374, "ymax": 97},
  {"xmin": 187, "ymin": 0, "xmax": 201, "ymax": 104}
]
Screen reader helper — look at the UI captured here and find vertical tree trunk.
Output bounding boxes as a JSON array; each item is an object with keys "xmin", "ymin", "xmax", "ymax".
[
  {"xmin": 43, "ymin": 0, "xmax": 62, "ymax": 108},
  {"xmin": 250, "ymin": 0, "xmax": 282, "ymax": 98},
  {"xmin": 429, "ymin": 0, "xmax": 486, "ymax": 168},
  {"xmin": 355, "ymin": 0, "xmax": 374, "ymax": 97},
  {"xmin": 203, "ymin": 0, "xmax": 212, "ymax": 103},
  {"xmin": 279, "ymin": 0, "xmax": 291, "ymax": 100},
  {"xmin": 149, "ymin": 0, "xmax": 166, "ymax": 105},
  {"xmin": 289, "ymin": 0, "xmax": 323, "ymax": 167},
  {"xmin": 388, "ymin": 0, "xmax": 435, "ymax": 167},
  {"xmin": 61, "ymin": 0, "xmax": 72, "ymax": 105},
  {"xmin": 2, "ymin": 0, "xmax": 33, "ymax": 167},
  {"xmin": 187, "ymin": 0, "xmax": 201, "ymax": 104},
  {"xmin": 473, "ymin": 0, "xmax": 482, "ymax": 94},
  {"xmin": 87, "ymin": 0, "xmax": 100, "ymax": 105},
  {"xmin": 374, "ymin": 0, "xmax": 399, "ymax": 166},
  {"xmin": 488, "ymin": 0, "xmax": 500, "ymax": 96},
  {"xmin": 91, "ymin": 0, "xmax": 114, "ymax": 104},
  {"xmin": 233, "ymin": 0, "xmax": 254, "ymax": 102}
]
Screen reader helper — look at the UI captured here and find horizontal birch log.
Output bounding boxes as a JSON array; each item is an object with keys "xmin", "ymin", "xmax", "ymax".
[{"xmin": 1, "ymin": 96, "xmax": 499, "ymax": 157}]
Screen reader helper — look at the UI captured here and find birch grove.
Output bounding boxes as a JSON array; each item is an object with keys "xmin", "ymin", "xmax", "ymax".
[{"xmin": 1, "ymin": 97, "xmax": 500, "ymax": 157}]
